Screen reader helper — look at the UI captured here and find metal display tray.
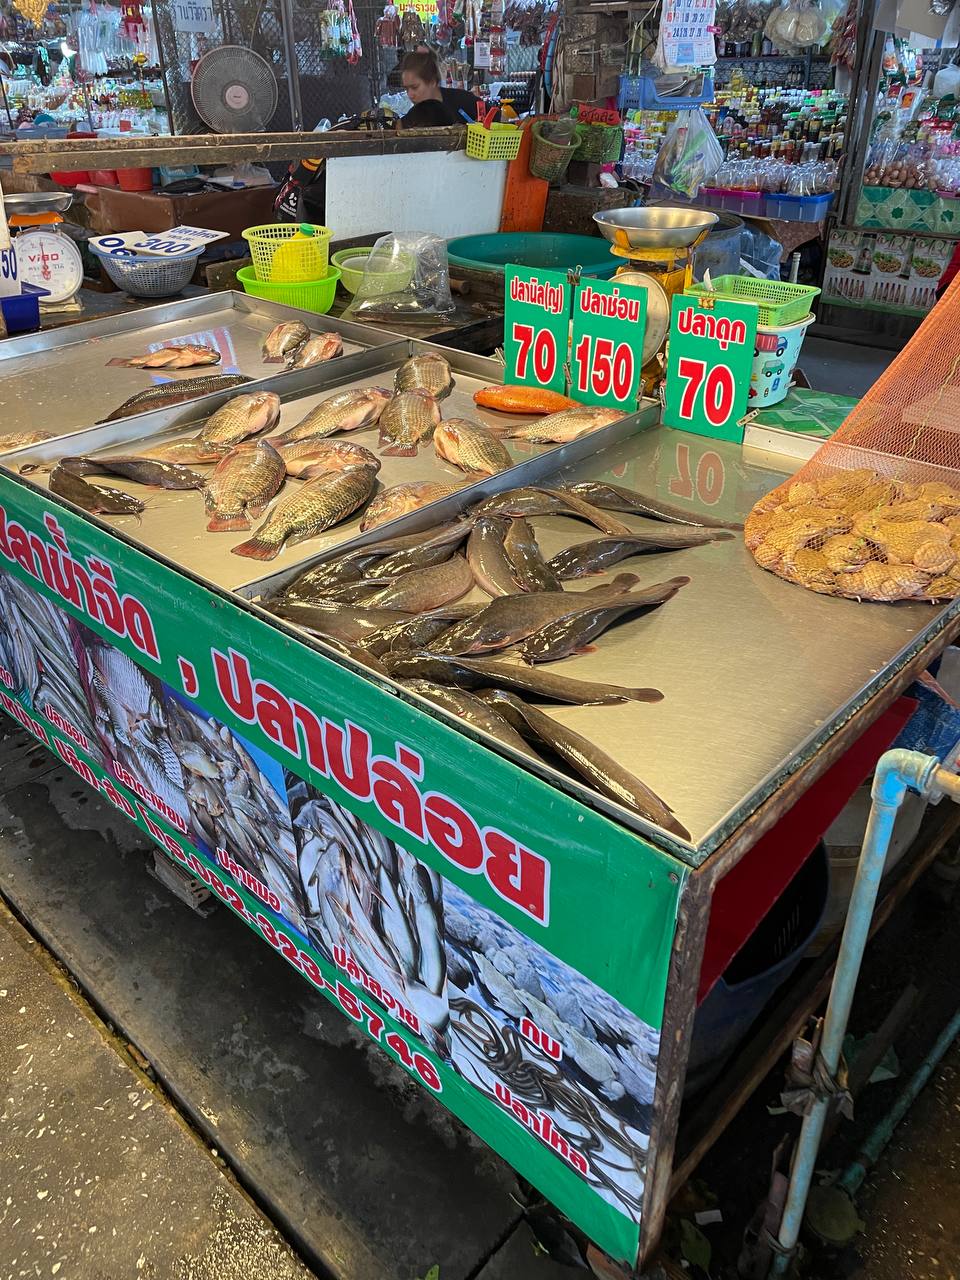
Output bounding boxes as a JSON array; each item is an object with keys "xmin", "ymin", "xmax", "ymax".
[
  {"xmin": 1, "ymin": 339, "xmax": 655, "ymax": 594},
  {"xmin": 245, "ymin": 423, "xmax": 959, "ymax": 862},
  {"xmin": 0, "ymin": 290, "xmax": 401, "ymax": 446}
]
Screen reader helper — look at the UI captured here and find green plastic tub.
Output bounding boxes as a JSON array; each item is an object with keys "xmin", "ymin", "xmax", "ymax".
[
  {"xmin": 330, "ymin": 246, "xmax": 415, "ymax": 295},
  {"xmin": 446, "ymin": 232, "xmax": 616, "ymax": 279},
  {"xmin": 236, "ymin": 264, "xmax": 341, "ymax": 315}
]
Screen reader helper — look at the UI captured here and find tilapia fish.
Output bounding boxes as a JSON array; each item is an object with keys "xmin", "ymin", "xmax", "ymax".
[
  {"xmin": 550, "ymin": 528, "xmax": 730, "ymax": 579},
  {"xmin": 289, "ymin": 332, "xmax": 343, "ymax": 368},
  {"xmin": 262, "ymin": 321, "xmax": 311, "ymax": 364},
  {"xmin": 522, "ymin": 576, "xmax": 690, "ymax": 662},
  {"xmin": 405, "ymin": 679, "xmax": 543, "ymax": 761},
  {"xmin": 232, "ymin": 465, "xmax": 377, "ymax": 561},
  {"xmin": 197, "ymin": 392, "xmax": 282, "ymax": 457},
  {"xmin": 395, "ymin": 352, "xmax": 453, "ymax": 399},
  {"xmin": 275, "ymin": 388, "xmax": 392, "ymax": 444},
  {"xmin": 97, "ymin": 374, "xmax": 252, "ymax": 423},
  {"xmin": 491, "ymin": 406, "xmax": 626, "ymax": 444},
  {"xmin": 466, "ymin": 518, "xmax": 518, "ymax": 597},
  {"xmin": 58, "ymin": 455, "xmax": 205, "ymax": 490},
  {"xmin": 383, "ymin": 651, "xmax": 662, "ymax": 704},
  {"xmin": 567, "ymin": 481, "xmax": 744, "ymax": 530},
  {"xmin": 203, "ymin": 439, "xmax": 286, "ymax": 532},
  {"xmin": 472, "ymin": 487, "xmax": 632, "ymax": 536},
  {"xmin": 503, "ymin": 518, "xmax": 561, "ymax": 592},
  {"xmin": 277, "ymin": 439, "xmax": 379, "ymax": 480},
  {"xmin": 378, "ymin": 390, "xmax": 441, "ymax": 457},
  {"xmin": 428, "ymin": 582, "xmax": 656, "ymax": 655},
  {"xmin": 359, "ymin": 481, "xmax": 462, "ymax": 531},
  {"xmin": 479, "ymin": 690, "xmax": 690, "ymax": 839},
  {"xmin": 363, "ymin": 556, "xmax": 474, "ymax": 612},
  {"xmin": 48, "ymin": 464, "xmax": 143, "ymax": 514},
  {"xmin": 110, "ymin": 344, "xmax": 220, "ymax": 370},
  {"xmin": 0, "ymin": 430, "xmax": 54, "ymax": 452},
  {"xmin": 434, "ymin": 420, "xmax": 513, "ymax": 478}
]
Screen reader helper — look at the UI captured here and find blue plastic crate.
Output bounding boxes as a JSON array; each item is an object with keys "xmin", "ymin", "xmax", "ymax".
[
  {"xmin": 618, "ymin": 71, "xmax": 714, "ymax": 111},
  {"xmin": 0, "ymin": 284, "xmax": 50, "ymax": 336},
  {"xmin": 761, "ymin": 192, "xmax": 834, "ymax": 222}
]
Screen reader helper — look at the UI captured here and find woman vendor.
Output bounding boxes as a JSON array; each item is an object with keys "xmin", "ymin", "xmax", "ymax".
[{"xmin": 398, "ymin": 51, "xmax": 484, "ymax": 128}]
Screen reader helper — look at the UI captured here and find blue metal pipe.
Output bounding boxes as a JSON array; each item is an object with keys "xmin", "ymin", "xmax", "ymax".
[{"xmin": 768, "ymin": 749, "xmax": 940, "ymax": 1277}]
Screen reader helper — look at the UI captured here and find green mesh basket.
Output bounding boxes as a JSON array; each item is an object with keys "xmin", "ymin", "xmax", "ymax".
[
  {"xmin": 529, "ymin": 120, "xmax": 579, "ymax": 181},
  {"xmin": 572, "ymin": 122, "xmax": 623, "ymax": 164},
  {"xmin": 686, "ymin": 275, "xmax": 821, "ymax": 326}
]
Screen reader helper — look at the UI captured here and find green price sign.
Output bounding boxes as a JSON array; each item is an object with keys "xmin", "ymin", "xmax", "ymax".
[
  {"xmin": 570, "ymin": 277, "xmax": 647, "ymax": 410},
  {"xmin": 662, "ymin": 295, "xmax": 758, "ymax": 443},
  {"xmin": 504, "ymin": 263, "xmax": 571, "ymax": 394}
]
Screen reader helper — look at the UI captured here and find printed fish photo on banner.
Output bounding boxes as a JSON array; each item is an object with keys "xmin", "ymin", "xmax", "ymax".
[
  {"xmin": 285, "ymin": 774, "xmax": 451, "ymax": 1058},
  {"xmin": 163, "ymin": 689, "xmax": 305, "ymax": 931},
  {"xmin": 444, "ymin": 881, "xmax": 658, "ymax": 1222},
  {"xmin": 0, "ymin": 566, "xmax": 102, "ymax": 764}
]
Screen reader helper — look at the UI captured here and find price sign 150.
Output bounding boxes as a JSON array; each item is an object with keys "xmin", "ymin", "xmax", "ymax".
[
  {"xmin": 570, "ymin": 278, "xmax": 647, "ymax": 411},
  {"xmin": 662, "ymin": 295, "xmax": 757, "ymax": 443},
  {"xmin": 504, "ymin": 264, "xmax": 571, "ymax": 394}
]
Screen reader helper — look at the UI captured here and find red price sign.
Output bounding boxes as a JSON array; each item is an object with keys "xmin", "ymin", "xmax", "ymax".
[
  {"xmin": 662, "ymin": 295, "xmax": 757, "ymax": 442},
  {"xmin": 504, "ymin": 264, "xmax": 571, "ymax": 394},
  {"xmin": 570, "ymin": 277, "xmax": 647, "ymax": 410}
]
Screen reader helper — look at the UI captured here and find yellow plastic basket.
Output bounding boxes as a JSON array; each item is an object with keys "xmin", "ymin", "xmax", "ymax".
[
  {"xmin": 242, "ymin": 222, "xmax": 332, "ymax": 283},
  {"xmin": 465, "ymin": 122, "xmax": 523, "ymax": 162}
]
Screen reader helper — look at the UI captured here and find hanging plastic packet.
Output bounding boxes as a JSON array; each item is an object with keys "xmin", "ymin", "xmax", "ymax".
[
  {"xmin": 344, "ymin": 233, "xmax": 455, "ymax": 321},
  {"xmin": 652, "ymin": 107, "xmax": 723, "ymax": 198}
]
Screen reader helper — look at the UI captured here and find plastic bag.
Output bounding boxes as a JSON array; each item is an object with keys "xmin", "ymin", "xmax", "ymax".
[
  {"xmin": 764, "ymin": 0, "xmax": 829, "ymax": 49},
  {"xmin": 652, "ymin": 108, "xmax": 723, "ymax": 198},
  {"xmin": 344, "ymin": 233, "xmax": 455, "ymax": 321},
  {"xmin": 740, "ymin": 225, "xmax": 783, "ymax": 279}
]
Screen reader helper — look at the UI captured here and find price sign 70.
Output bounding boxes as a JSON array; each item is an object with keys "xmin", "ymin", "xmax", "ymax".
[
  {"xmin": 570, "ymin": 277, "xmax": 647, "ymax": 410},
  {"xmin": 504, "ymin": 264, "xmax": 571, "ymax": 395},
  {"xmin": 662, "ymin": 295, "xmax": 757, "ymax": 443}
]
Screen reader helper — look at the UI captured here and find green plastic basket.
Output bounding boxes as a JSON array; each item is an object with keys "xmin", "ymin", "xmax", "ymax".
[
  {"xmin": 529, "ymin": 120, "xmax": 579, "ymax": 182},
  {"xmin": 686, "ymin": 275, "xmax": 821, "ymax": 326},
  {"xmin": 236, "ymin": 264, "xmax": 341, "ymax": 315},
  {"xmin": 572, "ymin": 122, "xmax": 623, "ymax": 164}
]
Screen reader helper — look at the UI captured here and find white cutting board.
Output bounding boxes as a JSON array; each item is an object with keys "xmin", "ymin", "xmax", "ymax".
[{"xmin": 325, "ymin": 150, "xmax": 507, "ymax": 240}]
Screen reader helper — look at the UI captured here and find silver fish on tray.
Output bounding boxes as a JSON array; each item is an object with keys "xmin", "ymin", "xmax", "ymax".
[{"xmin": 262, "ymin": 321, "xmax": 311, "ymax": 364}]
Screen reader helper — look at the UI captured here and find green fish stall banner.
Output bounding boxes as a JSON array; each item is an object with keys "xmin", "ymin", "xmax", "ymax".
[
  {"xmin": 662, "ymin": 295, "xmax": 759, "ymax": 443},
  {"xmin": 0, "ymin": 475, "xmax": 686, "ymax": 1265}
]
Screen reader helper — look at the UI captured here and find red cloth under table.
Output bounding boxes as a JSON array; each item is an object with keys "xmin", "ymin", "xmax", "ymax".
[{"xmin": 697, "ymin": 696, "xmax": 917, "ymax": 1004}]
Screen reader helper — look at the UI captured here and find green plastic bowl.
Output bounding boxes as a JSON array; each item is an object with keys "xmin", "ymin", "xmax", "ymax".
[
  {"xmin": 330, "ymin": 246, "xmax": 414, "ymax": 295},
  {"xmin": 446, "ymin": 232, "xmax": 616, "ymax": 279},
  {"xmin": 236, "ymin": 264, "xmax": 341, "ymax": 314}
]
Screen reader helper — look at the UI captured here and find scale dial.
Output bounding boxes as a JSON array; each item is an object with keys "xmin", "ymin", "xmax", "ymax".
[{"xmin": 14, "ymin": 228, "xmax": 84, "ymax": 303}]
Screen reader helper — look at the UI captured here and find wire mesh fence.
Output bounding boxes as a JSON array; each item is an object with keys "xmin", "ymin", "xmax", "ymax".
[{"xmin": 154, "ymin": 0, "xmax": 388, "ymax": 134}]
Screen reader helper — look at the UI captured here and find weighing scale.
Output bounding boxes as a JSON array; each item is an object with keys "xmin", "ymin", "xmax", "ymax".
[
  {"xmin": 593, "ymin": 206, "xmax": 718, "ymax": 393},
  {"xmin": 5, "ymin": 192, "xmax": 85, "ymax": 314}
]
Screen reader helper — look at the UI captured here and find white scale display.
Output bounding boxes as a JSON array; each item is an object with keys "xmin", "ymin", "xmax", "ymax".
[{"xmin": 14, "ymin": 227, "xmax": 85, "ymax": 304}]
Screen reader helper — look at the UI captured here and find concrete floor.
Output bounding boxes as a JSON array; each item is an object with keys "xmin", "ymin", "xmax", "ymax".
[
  {"xmin": 0, "ymin": 903, "xmax": 315, "ymax": 1280},
  {"xmin": 800, "ymin": 336, "xmax": 895, "ymax": 399}
]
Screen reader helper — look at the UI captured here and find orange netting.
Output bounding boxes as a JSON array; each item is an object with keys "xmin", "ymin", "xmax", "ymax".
[{"xmin": 746, "ymin": 271, "xmax": 960, "ymax": 601}]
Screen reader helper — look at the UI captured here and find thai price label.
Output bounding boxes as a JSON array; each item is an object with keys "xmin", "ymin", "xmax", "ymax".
[
  {"xmin": 571, "ymin": 277, "xmax": 647, "ymax": 410},
  {"xmin": 90, "ymin": 226, "xmax": 228, "ymax": 259},
  {"xmin": 504, "ymin": 264, "xmax": 571, "ymax": 395},
  {"xmin": 662, "ymin": 295, "xmax": 757, "ymax": 443}
]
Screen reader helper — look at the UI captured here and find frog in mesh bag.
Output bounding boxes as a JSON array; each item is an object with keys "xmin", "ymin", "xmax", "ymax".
[{"xmin": 745, "ymin": 472, "xmax": 960, "ymax": 600}]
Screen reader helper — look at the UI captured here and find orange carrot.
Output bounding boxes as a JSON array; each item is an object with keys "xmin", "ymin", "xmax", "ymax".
[{"xmin": 473, "ymin": 385, "xmax": 581, "ymax": 415}]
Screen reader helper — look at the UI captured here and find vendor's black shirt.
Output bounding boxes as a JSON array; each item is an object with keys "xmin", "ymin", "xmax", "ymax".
[{"xmin": 401, "ymin": 88, "xmax": 484, "ymax": 129}]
